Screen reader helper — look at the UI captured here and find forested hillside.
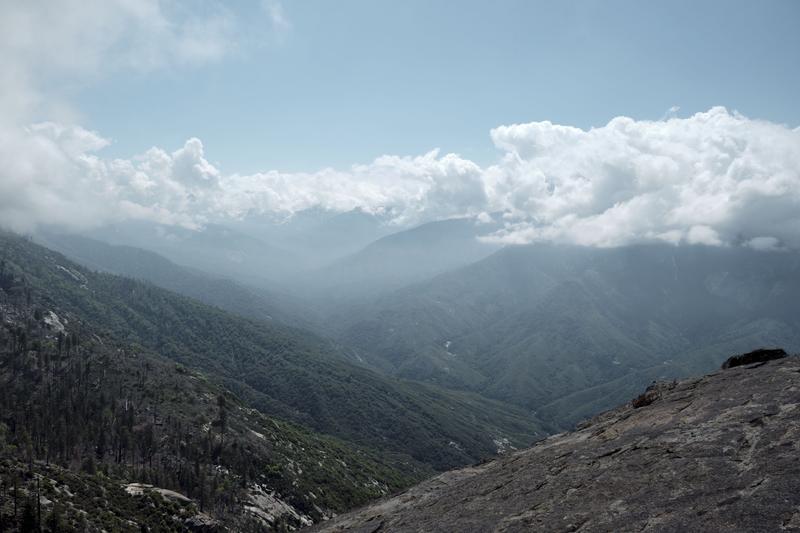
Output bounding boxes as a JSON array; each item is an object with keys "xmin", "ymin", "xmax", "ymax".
[
  {"xmin": 36, "ymin": 232, "xmax": 317, "ymax": 329},
  {"xmin": 0, "ymin": 233, "xmax": 546, "ymax": 474},
  {"xmin": 306, "ymin": 218, "xmax": 500, "ymax": 297},
  {"xmin": 333, "ymin": 243, "xmax": 800, "ymax": 427},
  {"xmin": 83, "ymin": 222, "xmax": 300, "ymax": 287},
  {"xmin": 0, "ymin": 239, "xmax": 428, "ymax": 531}
]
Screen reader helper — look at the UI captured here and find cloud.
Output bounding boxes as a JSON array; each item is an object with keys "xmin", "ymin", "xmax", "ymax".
[
  {"xmin": 0, "ymin": 0, "xmax": 259, "ymax": 233},
  {"xmin": 0, "ymin": 0, "xmax": 237, "ymax": 123},
  {"xmin": 0, "ymin": 123, "xmax": 488, "ymax": 233},
  {"xmin": 2, "ymin": 4, "xmax": 798, "ymax": 253},
  {"xmin": 263, "ymin": 0, "xmax": 292, "ymax": 40},
  {"xmin": 745, "ymin": 236, "xmax": 782, "ymax": 252},
  {"xmin": 0, "ymin": 123, "xmax": 119, "ymax": 233},
  {"xmin": 6, "ymin": 4, "xmax": 797, "ymax": 251},
  {"xmin": 484, "ymin": 107, "xmax": 800, "ymax": 249},
  {"xmin": 0, "ymin": 124, "xmax": 215, "ymax": 232},
  {"xmin": 216, "ymin": 150, "xmax": 485, "ymax": 225},
  {"xmin": 1, "ymin": 104, "xmax": 799, "ymax": 250},
  {"xmin": 660, "ymin": 105, "xmax": 681, "ymax": 121}
]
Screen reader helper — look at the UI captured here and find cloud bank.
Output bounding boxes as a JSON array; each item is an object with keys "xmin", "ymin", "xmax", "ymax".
[
  {"xmin": 484, "ymin": 107, "xmax": 800, "ymax": 249},
  {"xmin": 2, "ymin": 107, "xmax": 799, "ymax": 250},
  {"xmin": 1, "ymin": 3, "xmax": 798, "ymax": 249}
]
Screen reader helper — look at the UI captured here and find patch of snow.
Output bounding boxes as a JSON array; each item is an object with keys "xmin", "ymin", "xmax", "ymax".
[{"xmin": 251, "ymin": 429, "xmax": 266, "ymax": 440}]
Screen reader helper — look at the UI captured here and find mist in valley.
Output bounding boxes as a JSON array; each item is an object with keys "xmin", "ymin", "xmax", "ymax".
[{"xmin": 1, "ymin": 1, "xmax": 799, "ymax": 531}]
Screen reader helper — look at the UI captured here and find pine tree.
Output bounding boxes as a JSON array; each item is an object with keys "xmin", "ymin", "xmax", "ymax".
[
  {"xmin": 19, "ymin": 498, "xmax": 37, "ymax": 533},
  {"xmin": 45, "ymin": 502, "xmax": 68, "ymax": 532}
]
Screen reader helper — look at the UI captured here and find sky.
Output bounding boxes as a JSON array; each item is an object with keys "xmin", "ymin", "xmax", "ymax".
[
  {"xmin": 71, "ymin": 0, "xmax": 800, "ymax": 172},
  {"xmin": 1, "ymin": 0, "xmax": 799, "ymax": 249}
]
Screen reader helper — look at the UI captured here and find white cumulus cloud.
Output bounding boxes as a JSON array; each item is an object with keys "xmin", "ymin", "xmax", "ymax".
[
  {"xmin": 1, "ymin": 109, "xmax": 799, "ymax": 249},
  {"xmin": 484, "ymin": 107, "xmax": 800, "ymax": 249},
  {"xmin": 4, "ymin": 2, "xmax": 797, "ymax": 251}
]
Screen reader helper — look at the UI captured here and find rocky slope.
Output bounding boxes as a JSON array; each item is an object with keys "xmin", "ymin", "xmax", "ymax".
[{"xmin": 310, "ymin": 353, "xmax": 800, "ymax": 532}]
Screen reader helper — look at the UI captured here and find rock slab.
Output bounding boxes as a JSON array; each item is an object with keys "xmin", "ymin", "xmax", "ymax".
[{"xmin": 309, "ymin": 357, "xmax": 800, "ymax": 532}]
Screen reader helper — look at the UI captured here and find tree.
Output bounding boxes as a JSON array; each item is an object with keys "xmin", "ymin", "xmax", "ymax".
[
  {"xmin": 96, "ymin": 429, "xmax": 107, "ymax": 460},
  {"xmin": 137, "ymin": 424, "xmax": 156, "ymax": 470},
  {"xmin": 0, "ymin": 422, "xmax": 9, "ymax": 456},
  {"xmin": 19, "ymin": 498, "xmax": 37, "ymax": 533},
  {"xmin": 46, "ymin": 503, "xmax": 68, "ymax": 532},
  {"xmin": 215, "ymin": 394, "xmax": 228, "ymax": 448}
]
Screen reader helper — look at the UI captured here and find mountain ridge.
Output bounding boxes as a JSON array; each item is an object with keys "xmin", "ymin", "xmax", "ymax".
[
  {"xmin": 0, "ymin": 231, "xmax": 547, "ymax": 473},
  {"xmin": 0, "ymin": 240, "xmax": 427, "ymax": 531},
  {"xmin": 332, "ymin": 243, "xmax": 800, "ymax": 427}
]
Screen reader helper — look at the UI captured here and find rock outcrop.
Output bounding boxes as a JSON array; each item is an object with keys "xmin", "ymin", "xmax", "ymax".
[
  {"xmin": 721, "ymin": 347, "xmax": 787, "ymax": 369},
  {"xmin": 309, "ymin": 355, "xmax": 800, "ymax": 532}
]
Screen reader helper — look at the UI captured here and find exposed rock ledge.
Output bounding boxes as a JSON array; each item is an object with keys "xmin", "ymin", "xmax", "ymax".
[{"xmin": 309, "ymin": 355, "xmax": 800, "ymax": 532}]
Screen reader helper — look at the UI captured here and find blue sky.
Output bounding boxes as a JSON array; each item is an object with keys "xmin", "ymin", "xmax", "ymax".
[{"xmin": 69, "ymin": 0, "xmax": 800, "ymax": 173}]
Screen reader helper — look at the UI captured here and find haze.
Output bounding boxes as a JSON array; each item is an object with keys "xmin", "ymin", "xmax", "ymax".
[{"xmin": 1, "ymin": 1, "xmax": 799, "ymax": 531}]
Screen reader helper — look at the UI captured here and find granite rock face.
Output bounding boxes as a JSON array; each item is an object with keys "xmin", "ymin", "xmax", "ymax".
[{"xmin": 310, "ymin": 356, "xmax": 800, "ymax": 532}]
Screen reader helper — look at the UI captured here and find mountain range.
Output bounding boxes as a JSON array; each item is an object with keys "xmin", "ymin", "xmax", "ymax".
[
  {"xmin": 36, "ymin": 219, "xmax": 800, "ymax": 431},
  {"xmin": 6, "ymin": 212, "xmax": 799, "ymax": 531},
  {"xmin": 328, "ymin": 242, "xmax": 800, "ymax": 427}
]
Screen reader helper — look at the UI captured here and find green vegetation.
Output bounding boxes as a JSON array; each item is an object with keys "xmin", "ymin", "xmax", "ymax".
[
  {"xmin": 334, "ymin": 243, "xmax": 800, "ymax": 428},
  {"xmin": 36, "ymin": 232, "xmax": 314, "ymax": 329},
  {"xmin": 0, "ymin": 237, "xmax": 434, "ymax": 531},
  {"xmin": 0, "ymin": 232, "xmax": 545, "ymax": 472}
]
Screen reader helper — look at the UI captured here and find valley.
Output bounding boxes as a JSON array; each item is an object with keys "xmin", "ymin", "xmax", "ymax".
[
  {"xmin": 7, "ymin": 216, "xmax": 795, "ymax": 531},
  {"xmin": 2, "ymin": 3, "xmax": 798, "ymax": 531}
]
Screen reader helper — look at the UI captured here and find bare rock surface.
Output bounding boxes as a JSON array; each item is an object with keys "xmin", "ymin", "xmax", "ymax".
[{"xmin": 309, "ymin": 356, "xmax": 800, "ymax": 532}]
